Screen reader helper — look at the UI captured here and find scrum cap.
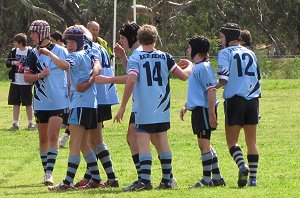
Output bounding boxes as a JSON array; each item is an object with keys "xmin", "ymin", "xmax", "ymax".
[
  {"xmin": 188, "ymin": 35, "xmax": 210, "ymax": 59},
  {"xmin": 29, "ymin": 20, "xmax": 50, "ymax": 42},
  {"xmin": 220, "ymin": 23, "xmax": 241, "ymax": 45},
  {"xmin": 119, "ymin": 22, "xmax": 140, "ymax": 48},
  {"xmin": 63, "ymin": 26, "xmax": 84, "ymax": 51}
]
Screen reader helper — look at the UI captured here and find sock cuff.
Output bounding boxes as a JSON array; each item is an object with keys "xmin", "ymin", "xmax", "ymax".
[{"xmin": 48, "ymin": 147, "xmax": 58, "ymax": 154}]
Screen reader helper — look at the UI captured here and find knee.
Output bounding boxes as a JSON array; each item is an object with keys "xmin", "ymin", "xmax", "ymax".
[
  {"xmin": 48, "ymin": 131, "xmax": 59, "ymax": 143},
  {"xmin": 127, "ymin": 130, "xmax": 137, "ymax": 146}
]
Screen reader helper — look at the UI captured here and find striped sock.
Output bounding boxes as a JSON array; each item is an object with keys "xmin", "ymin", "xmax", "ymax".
[
  {"xmin": 229, "ymin": 146, "xmax": 246, "ymax": 168},
  {"xmin": 64, "ymin": 155, "xmax": 80, "ymax": 185},
  {"xmin": 83, "ymin": 167, "xmax": 92, "ymax": 182},
  {"xmin": 247, "ymin": 154, "xmax": 259, "ymax": 179},
  {"xmin": 132, "ymin": 154, "xmax": 141, "ymax": 180},
  {"xmin": 40, "ymin": 151, "xmax": 47, "ymax": 173},
  {"xmin": 84, "ymin": 151, "xmax": 101, "ymax": 183},
  {"xmin": 94, "ymin": 143, "xmax": 116, "ymax": 181},
  {"xmin": 159, "ymin": 151, "xmax": 172, "ymax": 183},
  {"xmin": 46, "ymin": 148, "xmax": 58, "ymax": 174},
  {"xmin": 201, "ymin": 151, "xmax": 213, "ymax": 183},
  {"xmin": 139, "ymin": 152, "xmax": 152, "ymax": 184},
  {"xmin": 211, "ymin": 148, "xmax": 222, "ymax": 180}
]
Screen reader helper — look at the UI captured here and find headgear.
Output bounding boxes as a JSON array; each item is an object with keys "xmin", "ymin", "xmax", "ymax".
[
  {"xmin": 63, "ymin": 26, "xmax": 84, "ymax": 51},
  {"xmin": 188, "ymin": 35, "xmax": 210, "ymax": 59},
  {"xmin": 29, "ymin": 20, "xmax": 50, "ymax": 42},
  {"xmin": 119, "ymin": 22, "xmax": 140, "ymax": 48},
  {"xmin": 220, "ymin": 23, "xmax": 241, "ymax": 46}
]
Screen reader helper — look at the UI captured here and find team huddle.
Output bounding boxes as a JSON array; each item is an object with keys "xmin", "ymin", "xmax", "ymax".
[{"xmin": 8, "ymin": 19, "xmax": 261, "ymax": 191}]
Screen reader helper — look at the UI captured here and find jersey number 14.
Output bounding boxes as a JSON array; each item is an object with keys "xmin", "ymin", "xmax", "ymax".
[{"xmin": 143, "ymin": 61, "xmax": 163, "ymax": 86}]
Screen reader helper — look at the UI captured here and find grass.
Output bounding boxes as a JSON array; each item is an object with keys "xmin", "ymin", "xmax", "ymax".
[{"xmin": 0, "ymin": 79, "xmax": 299, "ymax": 198}]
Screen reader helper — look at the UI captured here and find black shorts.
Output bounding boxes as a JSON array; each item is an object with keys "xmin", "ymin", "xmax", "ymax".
[
  {"xmin": 97, "ymin": 104, "xmax": 112, "ymax": 123},
  {"xmin": 62, "ymin": 111, "xmax": 69, "ymax": 125},
  {"xmin": 191, "ymin": 106, "xmax": 217, "ymax": 139},
  {"xmin": 224, "ymin": 95, "xmax": 259, "ymax": 126},
  {"xmin": 129, "ymin": 112, "xmax": 135, "ymax": 124},
  {"xmin": 8, "ymin": 84, "xmax": 33, "ymax": 106},
  {"xmin": 136, "ymin": 122, "xmax": 170, "ymax": 133},
  {"xmin": 69, "ymin": 107, "xmax": 98, "ymax": 130},
  {"xmin": 35, "ymin": 109, "xmax": 67, "ymax": 124}
]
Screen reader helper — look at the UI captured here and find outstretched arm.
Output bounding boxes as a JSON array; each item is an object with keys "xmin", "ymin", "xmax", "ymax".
[
  {"xmin": 114, "ymin": 74, "xmax": 136, "ymax": 123},
  {"xmin": 95, "ymin": 75, "xmax": 128, "ymax": 84},
  {"xmin": 38, "ymin": 48, "xmax": 69, "ymax": 70},
  {"xmin": 76, "ymin": 58, "xmax": 101, "ymax": 92}
]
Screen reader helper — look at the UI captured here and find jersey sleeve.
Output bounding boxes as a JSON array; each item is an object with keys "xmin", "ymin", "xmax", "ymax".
[
  {"xmin": 199, "ymin": 64, "xmax": 217, "ymax": 91},
  {"xmin": 217, "ymin": 49, "xmax": 229, "ymax": 81},
  {"xmin": 127, "ymin": 54, "xmax": 139, "ymax": 76},
  {"xmin": 66, "ymin": 53, "xmax": 78, "ymax": 71},
  {"xmin": 165, "ymin": 53, "xmax": 177, "ymax": 72},
  {"xmin": 24, "ymin": 49, "xmax": 39, "ymax": 74}
]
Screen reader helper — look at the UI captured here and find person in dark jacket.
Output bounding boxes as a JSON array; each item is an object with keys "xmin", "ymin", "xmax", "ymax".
[{"xmin": 6, "ymin": 33, "xmax": 35, "ymax": 130}]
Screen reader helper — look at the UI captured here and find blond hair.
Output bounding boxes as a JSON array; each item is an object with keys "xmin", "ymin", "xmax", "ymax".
[{"xmin": 137, "ymin": 24, "xmax": 158, "ymax": 45}]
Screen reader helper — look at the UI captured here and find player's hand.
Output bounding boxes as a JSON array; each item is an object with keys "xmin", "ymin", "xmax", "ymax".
[
  {"xmin": 38, "ymin": 48, "xmax": 50, "ymax": 56},
  {"xmin": 209, "ymin": 111, "xmax": 217, "ymax": 128},
  {"xmin": 95, "ymin": 75, "xmax": 112, "ymax": 84},
  {"xmin": 114, "ymin": 43, "xmax": 126, "ymax": 59},
  {"xmin": 41, "ymin": 67, "xmax": 50, "ymax": 78},
  {"xmin": 76, "ymin": 81, "xmax": 90, "ymax": 92},
  {"xmin": 114, "ymin": 107, "xmax": 125, "ymax": 123},
  {"xmin": 177, "ymin": 59, "xmax": 192, "ymax": 69},
  {"xmin": 179, "ymin": 106, "xmax": 187, "ymax": 121}
]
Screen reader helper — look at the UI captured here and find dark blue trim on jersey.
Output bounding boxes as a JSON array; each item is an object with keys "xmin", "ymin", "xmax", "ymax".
[
  {"xmin": 247, "ymin": 81, "xmax": 260, "ymax": 97},
  {"xmin": 157, "ymin": 81, "xmax": 170, "ymax": 110}
]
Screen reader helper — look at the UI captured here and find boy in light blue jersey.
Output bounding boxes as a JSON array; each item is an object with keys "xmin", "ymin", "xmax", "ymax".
[
  {"xmin": 180, "ymin": 35, "xmax": 225, "ymax": 187},
  {"xmin": 38, "ymin": 25, "xmax": 103, "ymax": 191},
  {"xmin": 114, "ymin": 24, "xmax": 193, "ymax": 190},
  {"xmin": 24, "ymin": 20, "xmax": 69, "ymax": 186},
  {"xmin": 217, "ymin": 23, "xmax": 261, "ymax": 187},
  {"xmin": 74, "ymin": 38, "xmax": 119, "ymax": 188}
]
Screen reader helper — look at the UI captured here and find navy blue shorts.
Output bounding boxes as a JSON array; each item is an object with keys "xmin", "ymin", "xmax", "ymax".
[
  {"xmin": 129, "ymin": 112, "xmax": 135, "ymax": 124},
  {"xmin": 35, "ymin": 109, "xmax": 67, "ymax": 123},
  {"xmin": 8, "ymin": 84, "xmax": 33, "ymax": 106},
  {"xmin": 136, "ymin": 122, "xmax": 170, "ymax": 133},
  {"xmin": 191, "ymin": 106, "xmax": 217, "ymax": 139},
  {"xmin": 224, "ymin": 96, "xmax": 259, "ymax": 126},
  {"xmin": 97, "ymin": 104, "xmax": 112, "ymax": 123},
  {"xmin": 69, "ymin": 107, "xmax": 98, "ymax": 130}
]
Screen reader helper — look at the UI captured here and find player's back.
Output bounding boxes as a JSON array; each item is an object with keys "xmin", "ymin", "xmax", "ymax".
[
  {"xmin": 128, "ymin": 49, "xmax": 176, "ymax": 124},
  {"xmin": 218, "ymin": 45, "xmax": 261, "ymax": 100}
]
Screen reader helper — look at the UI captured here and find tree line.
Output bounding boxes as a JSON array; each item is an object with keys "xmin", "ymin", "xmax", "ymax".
[{"xmin": 0, "ymin": 0, "xmax": 299, "ymax": 57}]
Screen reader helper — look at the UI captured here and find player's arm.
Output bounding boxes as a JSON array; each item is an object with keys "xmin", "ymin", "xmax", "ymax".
[
  {"xmin": 24, "ymin": 51, "xmax": 50, "ymax": 83},
  {"xmin": 114, "ymin": 73, "xmax": 136, "ymax": 123},
  {"xmin": 38, "ymin": 48, "xmax": 69, "ymax": 70},
  {"xmin": 179, "ymin": 102, "xmax": 187, "ymax": 121},
  {"xmin": 207, "ymin": 87, "xmax": 217, "ymax": 128},
  {"xmin": 172, "ymin": 63, "xmax": 193, "ymax": 81},
  {"xmin": 76, "ymin": 58, "xmax": 101, "ymax": 92},
  {"xmin": 170, "ymin": 55, "xmax": 194, "ymax": 80},
  {"xmin": 95, "ymin": 74, "xmax": 128, "ymax": 84},
  {"xmin": 114, "ymin": 43, "xmax": 128, "ymax": 69}
]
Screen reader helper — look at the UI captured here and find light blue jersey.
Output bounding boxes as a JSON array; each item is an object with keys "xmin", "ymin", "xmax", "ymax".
[
  {"xmin": 91, "ymin": 43, "xmax": 119, "ymax": 105},
  {"xmin": 187, "ymin": 60, "xmax": 218, "ymax": 110},
  {"xmin": 127, "ymin": 49, "xmax": 177, "ymax": 124},
  {"xmin": 32, "ymin": 45, "xmax": 69, "ymax": 110},
  {"xmin": 217, "ymin": 45, "xmax": 261, "ymax": 100},
  {"xmin": 129, "ymin": 46, "xmax": 142, "ymax": 113},
  {"xmin": 66, "ymin": 50, "xmax": 97, "ymax": 109}
]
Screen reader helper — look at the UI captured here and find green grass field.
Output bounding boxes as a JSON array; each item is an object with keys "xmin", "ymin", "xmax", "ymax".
[{"xmin": 0, "ymin": 79, "xmax": 299, "ymax": 198}]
